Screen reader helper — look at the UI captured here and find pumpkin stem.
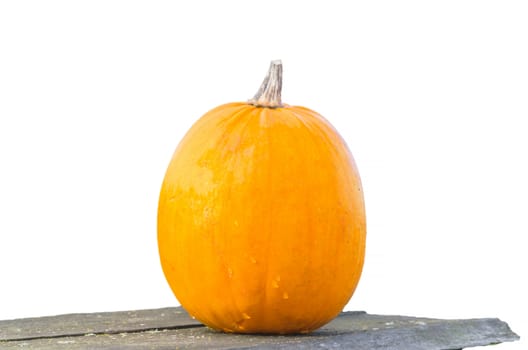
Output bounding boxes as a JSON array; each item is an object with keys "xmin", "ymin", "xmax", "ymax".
[{"xmin": 249, "ymin": 60, "xmax": 283, "ymax": 108}]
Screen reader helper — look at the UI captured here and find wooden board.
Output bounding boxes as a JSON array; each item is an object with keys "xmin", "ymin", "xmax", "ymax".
[{"xmin": 0, "ymin": 307, "xmax": 519, "ymax": 349}]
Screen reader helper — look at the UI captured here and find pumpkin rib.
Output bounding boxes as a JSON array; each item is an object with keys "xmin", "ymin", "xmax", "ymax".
[
  {"xmin": 159, "ymin": 103, "xmax": 254, "ymax": 330},
  {"xmin": 285, "ymin": 108, "xmax": 325, "ymax": 331},
  {"xmin": 217, "ymin": 107, "xmax": 261, "ymax": 332},
  {"xmin": 283, "ymin": 108, "xmax": 327, "ymax": 330},
  {"xmin": 258, "ymin": 107, "xmax": 338, "ymax": 332},
  {"xmin": 288, "ymin": 107, "xmax": 365, "ymax": 329},
  {"xmin": 257, "ymin": 107, "xmax": 275, "ymax": 330},
  {"xmin": 259, "ymin": 107, "xmax": 291, "ymax": 332},
  {"xmin": 205, "ymin": 105, "xmax": 260, "ymax": 331},
  {"xmin": 293, "ymin": 108, "xmax": 342, "ymax": 330}
]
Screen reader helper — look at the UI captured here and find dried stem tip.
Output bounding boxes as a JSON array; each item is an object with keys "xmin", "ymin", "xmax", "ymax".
[{"xmin": 249, "ymin": 60, "xmax": 283, "ymax": 108}]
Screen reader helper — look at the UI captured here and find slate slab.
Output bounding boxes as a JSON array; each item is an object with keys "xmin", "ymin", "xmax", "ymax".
[
  {"xmin": 0, "ymin": 307, "xmax": 201, "ymax": 341},
  {"xmin": 0, "ymin": 307, "xmax": 519, "ymax": 349}
]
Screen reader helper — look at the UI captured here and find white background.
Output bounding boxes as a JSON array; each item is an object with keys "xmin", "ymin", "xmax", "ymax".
[{"xmin": 1, "ymin": 1, "xmax": 526, "ymax": 348}]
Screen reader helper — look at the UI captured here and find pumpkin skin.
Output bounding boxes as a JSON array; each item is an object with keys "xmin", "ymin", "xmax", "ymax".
[{"xmin": 158, "ymin": 63, "xmax": 366, "ymax": 334}]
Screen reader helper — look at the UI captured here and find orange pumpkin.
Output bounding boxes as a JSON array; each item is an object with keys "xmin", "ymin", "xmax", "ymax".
[{"xmin": 158, "ymin": 61, "xmax": 366, "ymax": 334}]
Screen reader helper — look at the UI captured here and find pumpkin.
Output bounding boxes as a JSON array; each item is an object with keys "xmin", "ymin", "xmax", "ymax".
[{"xmin": 157, "ymin": 60, "xmax": 366, "ymax": 334}]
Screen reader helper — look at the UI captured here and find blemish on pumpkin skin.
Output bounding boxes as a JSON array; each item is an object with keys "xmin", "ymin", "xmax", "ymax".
[
  {"xmin": 271, "ymin": 275, "xmax": 281, "ymax": 288},
  {"xmin": 227, "ymin": 267, "xmax": 233, "ymax": 279},
  {"xmin": 249, "ymin": 256, "xmax": 257, "ymax": 264},
  {"xmin": 234, "ymin": 323, "xmax": 246, "ymax": 331},
  {"xmin": 234, "ymin": 315, "xmax": 250, "ymax": 331},
  {"xmin": 282, "ymin": 292, "xmax": 289, "ymax": 299}
]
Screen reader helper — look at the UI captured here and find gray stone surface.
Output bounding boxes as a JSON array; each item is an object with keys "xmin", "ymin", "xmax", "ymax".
[
  {"xmin": 0, "ymin": 307, "xmax": 519, "ymax": 349},
  {"xmin": 0, "ymin": 307, "xmax": 201, "ymax": 341}
]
